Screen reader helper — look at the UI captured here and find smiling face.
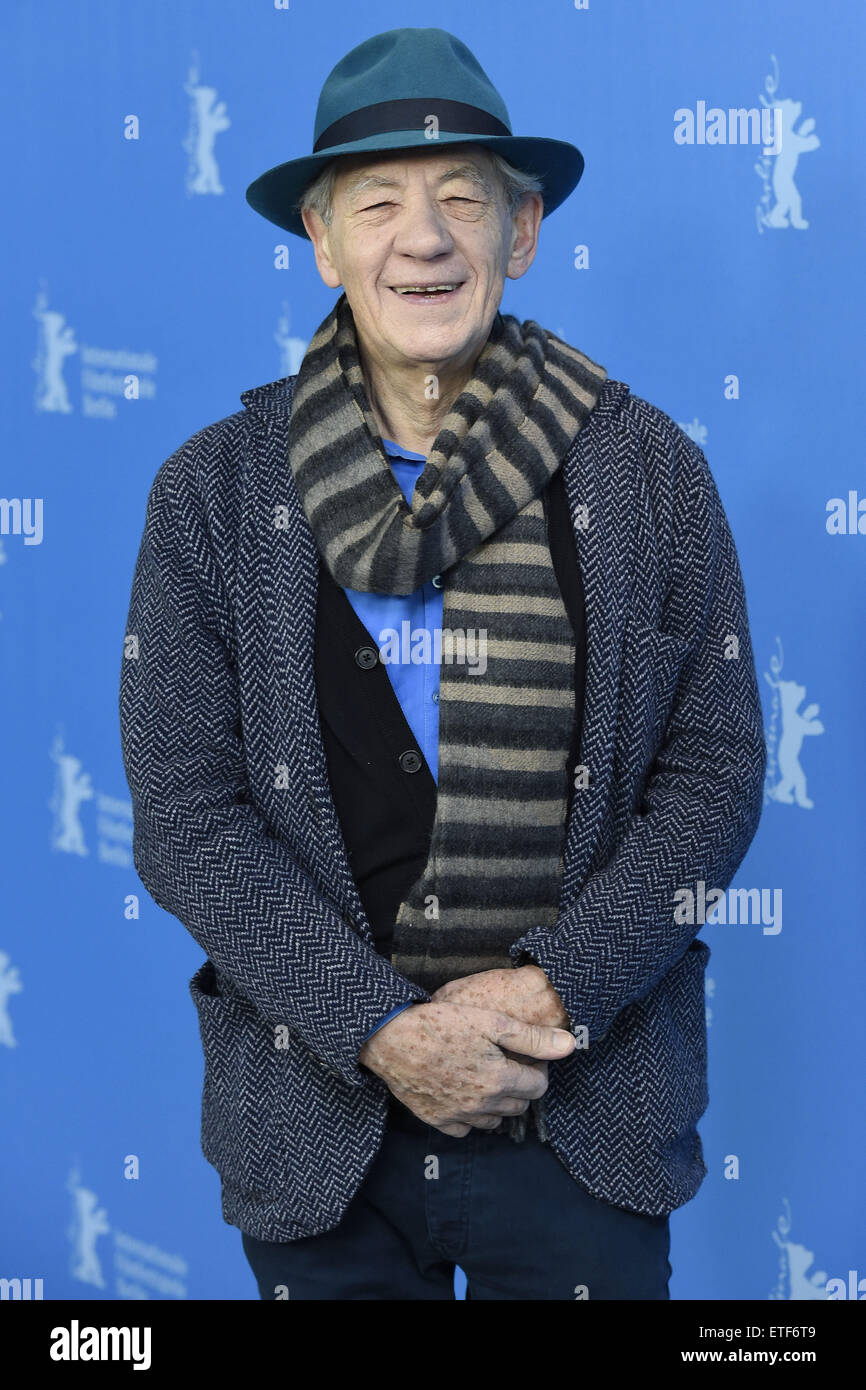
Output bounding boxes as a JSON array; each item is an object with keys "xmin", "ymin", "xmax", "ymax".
[{"xmin": 301, "ymin": 144, "xmax": 542, "ymax": 380}]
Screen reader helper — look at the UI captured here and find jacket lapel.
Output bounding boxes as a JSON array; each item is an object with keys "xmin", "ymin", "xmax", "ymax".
[
  {"xmin": 239, "ymin": 377, "xmax": 373, "ymax": 936},
  {"xmin": 558, "ymin": 379, "xmax": 635, "ymax": 909}
]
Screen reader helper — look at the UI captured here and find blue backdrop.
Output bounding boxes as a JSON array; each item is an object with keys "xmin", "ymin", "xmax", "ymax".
[{"xmin": 2, "ymin": 0, "xmax": 863, "ymax": 1301}]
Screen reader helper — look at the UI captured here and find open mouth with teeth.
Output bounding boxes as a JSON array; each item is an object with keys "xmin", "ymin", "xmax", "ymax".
[{"xmin": 390, "ymin": 283, "xmax": 464, "ymax": 301}]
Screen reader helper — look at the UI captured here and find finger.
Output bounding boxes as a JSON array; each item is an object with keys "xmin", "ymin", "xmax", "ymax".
[
  {"xmin": 478, "ymin": 1096, "xmax": 533, "ymax": 1117},
  {"xmin": 499, "ymin": 1049, "xmax": 549, "ymax": 1072},
  {"xmin": 492, "ymin": 1018, "xmax": 574, "ymax": 1060},
  {"xmin": 464, "ymin": 1113, "xmax": 503, "ymax": 1131},
  {"xmin": 496, "ymin": 1058, "xmax": 550, "ymax": 1101}
]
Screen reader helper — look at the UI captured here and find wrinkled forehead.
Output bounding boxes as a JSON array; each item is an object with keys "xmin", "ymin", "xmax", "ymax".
[{"xmin": 334, "ymin": 143, "xmax": 496, "ymax": 199}]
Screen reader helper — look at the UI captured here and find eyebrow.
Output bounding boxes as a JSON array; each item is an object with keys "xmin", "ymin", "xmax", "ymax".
[{"xmin": 344, "ymin": 163, "xmax": 492, "ymax": 203}]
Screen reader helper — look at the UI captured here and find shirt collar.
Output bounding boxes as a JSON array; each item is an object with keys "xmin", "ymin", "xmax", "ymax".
[{"xmin": 381, "ymin": 437, "xmax": 427, "ymax": 462}]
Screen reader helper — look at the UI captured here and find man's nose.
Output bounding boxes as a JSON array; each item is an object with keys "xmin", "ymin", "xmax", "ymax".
[{"xmin": 391, "ymin": 195, "xmax": 455, "ymax": 256}]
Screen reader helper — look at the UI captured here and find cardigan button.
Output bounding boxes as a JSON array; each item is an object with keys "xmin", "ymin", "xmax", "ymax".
[
  {"xmin": 398, "ymin": 749, "xmax": 423, "ymax": 774},
  {"xmin": 431, "ymin": 574, "xmax": 443, "ymax": 589},
  {"xmin": 354, "ymin": 645, "xmax": 379, "ymax": 670}
]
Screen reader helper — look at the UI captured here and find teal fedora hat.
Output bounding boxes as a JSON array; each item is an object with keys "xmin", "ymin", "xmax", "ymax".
[{"xmin": 245, "ymin": 26, "xmax": 585, "ymax": 241}]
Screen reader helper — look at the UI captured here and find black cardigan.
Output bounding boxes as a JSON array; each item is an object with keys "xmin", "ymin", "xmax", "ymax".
[{"xmin": 313, "ymin": 464, "xmax": 586, "ymax": 960}]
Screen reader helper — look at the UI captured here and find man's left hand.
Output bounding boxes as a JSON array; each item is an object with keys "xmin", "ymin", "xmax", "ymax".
[{"xmin": 431, "ymin": 965, "xmax": 570, "ymax": 1032}]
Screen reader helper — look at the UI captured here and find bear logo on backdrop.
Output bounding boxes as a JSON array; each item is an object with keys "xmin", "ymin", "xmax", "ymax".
[
  {"xmin": 672, "ymin": 52, "xmax": 819, "ymax": 233},
  {"xmin": 755, "ymin": 55, "xmax": 820, "ymax": 233},
  {"xmin": 183, "ymin": 51, "xmax": 231, "ymax": 196},
  {"xmin": 31, "ymin": 284, "xmax": 158, "ymax": 419},
  {"xmin": 762, "ymin": 638, "xmax": 824, "ymax": 809},
  {"xmin": 49, "ymin": 733, "xmax": 134, "ymax": 867},
  {"xmin": 678, "ymin": 417, "xmax": 708, "ymax": 448},
  {"xmin": 50, "ymin": 734, "xmax": 93, "ymax": 856},
  {"xmin": 67, "ymin": 1170, "xmax": 111, "ymax": 1289},
  {"xmin": 66, "ymin": 1168, "xmax": 190, "ymax": 1300},
  {"xmin": 770, "ymin": 1200, "xmax": 829, "ymax": 1300},
  {"xmin": 32, "ymin": 287, "xmax": 77, "ymax": 415}
]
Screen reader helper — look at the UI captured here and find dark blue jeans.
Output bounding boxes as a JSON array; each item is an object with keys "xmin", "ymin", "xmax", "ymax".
[{"xmin": 241, "ymin": 1093, "xmax": 672, "ymax": 1300}]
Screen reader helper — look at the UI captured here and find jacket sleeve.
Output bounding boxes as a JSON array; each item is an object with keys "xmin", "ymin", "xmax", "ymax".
[
  {"xmin": 119, "ymin": 450, "xmax": 431, "ymax": 1087},
  {"xmin": 510, "ymin": 417, "xmax": 767, "ymax": 1042}
]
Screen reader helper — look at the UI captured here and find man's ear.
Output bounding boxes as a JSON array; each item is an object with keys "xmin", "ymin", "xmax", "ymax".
[
  {"xmin": 301, "ymin": 207, "xmax": 343, "ymax": 290},
  {"xmin": 505, "ymin": 192, "xmax": 542, "ymax": 282}
]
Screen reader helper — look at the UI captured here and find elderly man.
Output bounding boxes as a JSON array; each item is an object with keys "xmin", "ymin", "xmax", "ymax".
[{"xmin": 119, "ymin": 27, "xmax": 766, "ymax": 1301}]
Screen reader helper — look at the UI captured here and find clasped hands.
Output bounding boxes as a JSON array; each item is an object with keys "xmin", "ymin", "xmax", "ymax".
[{"xmin": 358, "ymin": 965, "xmax": 575, "ymax": 1138}]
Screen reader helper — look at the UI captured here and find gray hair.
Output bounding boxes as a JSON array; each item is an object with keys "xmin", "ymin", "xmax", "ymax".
[{"xmin": 298, "ymin": 147, "xmax": 543, "ymax": 227}]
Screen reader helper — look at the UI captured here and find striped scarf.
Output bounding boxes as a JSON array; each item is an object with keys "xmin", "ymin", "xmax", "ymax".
[{"xmin": 288, "ymin": 291, "xmax": 606, "ymax": 1135}]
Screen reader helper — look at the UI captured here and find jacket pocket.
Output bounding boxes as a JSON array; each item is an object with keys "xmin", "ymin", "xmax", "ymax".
[
  {"xmin": 640, "ymin": 938, "xmax": 711, "ymax": 1149},
  {"xmin": 188, "ymin": 960, "xmax": 286, "ymax": 1196}
]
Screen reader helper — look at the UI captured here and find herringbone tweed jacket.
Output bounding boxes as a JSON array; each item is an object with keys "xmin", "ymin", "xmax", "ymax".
[{"xmin": 118, "ymin": 369, "xmax": 766, "ymax": 1239}]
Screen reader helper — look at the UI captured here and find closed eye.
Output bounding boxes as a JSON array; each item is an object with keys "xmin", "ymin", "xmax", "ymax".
[{"xmin": 360, "ymin": 196, "xmax": 480, "ymax": 211}]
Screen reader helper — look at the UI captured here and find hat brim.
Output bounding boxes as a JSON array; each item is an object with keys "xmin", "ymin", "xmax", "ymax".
[{"xmin": 245, "ymin": 131, "xmax": 584, "ymax": 241}]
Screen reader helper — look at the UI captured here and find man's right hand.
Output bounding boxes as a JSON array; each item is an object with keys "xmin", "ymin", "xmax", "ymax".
[{"xmin": 357, "ymin": 1001, "xmax": 575, "ymax": 1137}]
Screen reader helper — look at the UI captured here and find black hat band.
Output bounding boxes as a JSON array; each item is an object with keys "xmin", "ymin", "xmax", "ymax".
[{"xmin": 313, "ymin": 97, "xmax": 511, "ymax": 153}]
